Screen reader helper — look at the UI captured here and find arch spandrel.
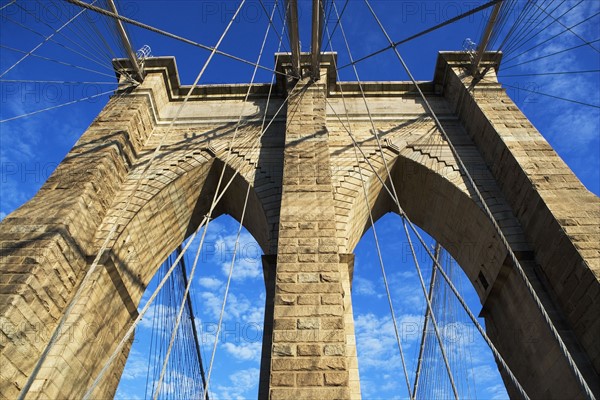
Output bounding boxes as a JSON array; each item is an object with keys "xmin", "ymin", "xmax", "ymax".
[{"xmin": 96, "ymin": 150, "xmax": 275, "ymax": 297}]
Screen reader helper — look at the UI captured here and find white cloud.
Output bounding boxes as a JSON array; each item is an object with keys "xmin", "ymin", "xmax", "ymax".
[
  {"xmin": 221, "ymin": 341, "xmax": 262, "ymax": 362},
  {"xmin": 353, "ymin": 276, "xmax": 378, "ymax": 296},
  {"xmin": 198, "ymin": 276, "xmax": 223, "ymax": 290},
  {"xmin": 212, "ymin": 368, "xmax": 260, "ymax": 399},
  {"xmin": 119, "ymin": 349, "xmax": 149, "ymax": 381},
  {"xmin": 198, "ymin": 291, "xmax": 264, "ymax": 325},
  {"xmin": 138, "ymin": 303, "xmax": 177, "ymax": 330},
  {"xmin": 221, "ymin": 256, "xmax": 262, "ymax": 281}
]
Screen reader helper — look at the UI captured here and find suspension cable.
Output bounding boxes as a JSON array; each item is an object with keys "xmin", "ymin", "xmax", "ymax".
[
  {"xmin": 498, "ymin": 69, "xmax": 600, "ymax": 77},
  {"xmin": 413, "ymin": 243, "xmax": 440, "ymax": 398},
  {"xmin": 4, "ymin": 2, "xmax": 116, "ymax": 74},
  {"xmin": 323, "ymin": 17, "xmax": 415, "ymax": 399},
  {"xmin": 0, "ymin": 3, "xmax": 92, "ymax": 78},
  {"xmin": 502, "ymin": 38, "xmax": 600, "ymax": 71},
  {"xmin": 362, "ymin": 0, "xmax": 597, "ymax": 398},
  {"xmin": 0, "ymin": 88, "xmax": 115, "ymax": 123},
  {"xmin": 152, "ymin": 1, "xmax": 278, "ymax": 397},
  {"xmin": 502, "ymin": 0, "xmax": 567, "ymax": 56},
  {"xmin": 503, "ymin": 11, "xmax": 600, "ymax": 65},
  {"xmin": 64, "ymin": 0, "xmax": 293, "ymax": 79},
  {"xmin": 485, "ymin": 76, "xmax": 600, "ymax": 108},
  {"xmin": 0, "ymin": 44, "xmax": 117, "ymax": 79},
  {"xmin": 17, "ymin": 0, "xmax": 251, "ymax": 395},
  {"xmin": 86, "ymin": 13, "xmax": 294, "ymax": 400},
  {"xmin": 337, "ymin": 0, "xmax": 503, "ymax": 70},
  {"xmin": 0, "ymin": 0, "xmax": 16, "ymax": 11},
  {"xmin": 402, "ymin": 223, "xmax": 459, "ymax": 399},
  {"xmin": 332, "ymin": 4, "xmax": 461, "ymax": 393}
]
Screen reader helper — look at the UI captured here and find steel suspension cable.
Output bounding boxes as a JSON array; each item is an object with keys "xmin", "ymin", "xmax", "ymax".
[
  {"xmin": 8, "ymin": 1, "xmax": 116, "ymax": 72},
  {"xmin": 362, "ymin": 0, "xmax": 597, "ymax": 397},
  {"xmin": 503, "ymin": 9, "xmax": 599, "ymax": 65},
  {"xmin": 81, "ymin": 217, "xmax": 208, "ymax": 399},
  {"xmin": 0, "ymin": 88, "xmax": 115, "ymax": 123},
  {"xmin": 64, "ymin": 0, "xmax": 293, "ymax": 79},
  {"xmin": 323, "ymin": 19, "xmax": 414, "ymax": 399},
  {"xmin": 502, "ymin": 38, "xmax": 600, "ymax": 71},
  {"xmin": 0, "ymin": 44, "xmax": 117, "ymax": 78},
  {"xmin": 0, "ymin": 3, "xmax": 100, "ymax": 78},
  {"xmin": 500, "ymin": 0, "xmax": 558, "ymax": 54},
  {"xmin": 503, "ymin": 0, "xmax": 581, "ymax": 56},
  {"xmin": 110, "ymin": 9, "xmax": 293, "ymax": 399},
  {"xmin": 336, "ymin": 0, "xmax": 503, "ymax": 71},
  {"xmin": 502, "ymin": 0, "xmax": 568, "ymax": 55},
  {"xmin": 402, "ymin": 222, "xmax": 459, "ymax": 399},
  {"xmin": 413, "ymin": 243, "xmax": 441, "ymax": 398},
  {"xmin": 482, "ymin": 75, "xmax": 600, "ymax": 109},
  {"xmin": 499, "ymin": 69, "xmax": 600, "ymax": 77},
  {"xmin": 323, "ymin": 2, "xmax": 523, "ymax": 399},
  {"xmin": 0, "ymin": 0, "xmax": 16, "ymax": 11},
  {"xmin": 152, "ymin": 2, "xmax": 277, "ymax": 396},
  {"xmin": 17, "ymin": 0, "xmax": 256, "ymax": 395},
  {"xmin": 45, "ymin": 0, "xmax": 117, "ymax": 65},
  {"xmin": 204, "ymin": 7, "xmax": 289, "ymax": 398}
]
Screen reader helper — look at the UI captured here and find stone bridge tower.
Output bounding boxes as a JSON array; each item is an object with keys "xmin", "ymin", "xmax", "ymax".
[{"xmin": 0, "ymin": 52, "xmax": 599, "ymax": 399}]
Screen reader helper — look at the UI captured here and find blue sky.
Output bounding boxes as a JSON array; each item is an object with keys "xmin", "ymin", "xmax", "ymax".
[{"xmin": 1, "ymin": 1, "xmax": 598, "ymax": 399}]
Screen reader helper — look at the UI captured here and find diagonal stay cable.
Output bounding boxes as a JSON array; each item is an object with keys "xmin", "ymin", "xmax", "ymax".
[
  {"xmin": 0, "ymin": 0, "xmax": 16, "ymax": 11},
  {"xmin": 502, "ymin": 38, "xmax": 600, "ymax": 71},
  {"xmin": 321, "ymin": 0, "xmax": 349, "ymax": 59},
  {"xmin": 503, "ymin": 0, "xmax": 581, "ymax": 56},
  {"xmin": 0, "ymin": 3, "xmax": 93, "ymax": 78},
  {"xmin": 152, "ymin": 1, "xmax": 280, "ymax": 397},
  {"xmin": 84, "ymin": 18, "xmax": 296, "ymax": 400},
  {"xmin": 0, "ymin": 44, "xmax": 117, "ymax": 79},
  {"xmin": 3, "ymin": 2, "xmax": 115, "ymax": 74},
  {"xmin": 484, "ymin": 76, "xmax": 600, "ymax": 108},
  {"xmin": 503, "ymin": 10, "xmax": 600, "ymax": 65},
  {"xmin": 0, "ymin": 78, "xmax": 118, "ymax": 84},
  {"xmin": 326, "ymin": 83, "xmax": 534, "ymax": 400},
  {"xmin": 0, "ymin": 88, "xmax": 115, "ymax": 123},
  {"xmin": 203, "ymin": 9, "xmax": 290, "ymax": 399},
  {"xmin": 331, "ymin": 2, "xmax": 459, "ymax": 393},
  {"xmin": 337, "ymin": 0, "xmax": 503, "ymax": 71},
  {"xmin": 64, "ymin": 0, "xmax": 293, "ymax": 79},
  {"xmin": 363, "ymin": 0, "xmax": 597, "ymax": 398},
  {"xmin": 498, "ymin": 69, "xmax": 600, "ymax": 77},
  {"xmin": 323, "ymin": 17, "xmax": 415, "ymax": 399},
  {"xmin": 17, "ymin": 0, "xmax": 253, "ymax": 397},
  {"xmin": 81, "ymin": 216, "xmax": 208, "ymax": 399}
]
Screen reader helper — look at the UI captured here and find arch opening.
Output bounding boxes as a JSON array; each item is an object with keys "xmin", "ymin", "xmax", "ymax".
[
  {"xmin": 116, "ymin": 214, "xmax": 267, "ymax": 399},
  {"xmin": 351, "ymin": 213, "xmax": 509, "ymax": 399}
]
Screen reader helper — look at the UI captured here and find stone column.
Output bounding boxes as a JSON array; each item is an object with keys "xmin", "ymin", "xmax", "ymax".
[{"xmin": 264, "ymin": 73, "xmax": 360, "ymax": 399}]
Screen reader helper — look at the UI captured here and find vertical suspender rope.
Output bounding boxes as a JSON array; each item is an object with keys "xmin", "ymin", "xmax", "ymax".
[
  {"xmin": 403, "ymin": 225, "xmax": 459, "ymax": 399},
  {"xmin": 413, "ymin": 243, "xmax": 441, "ymax": 398},
  {"xmin": 177, "ymin": 246, "xmax": 209, "ymax": 399}
]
